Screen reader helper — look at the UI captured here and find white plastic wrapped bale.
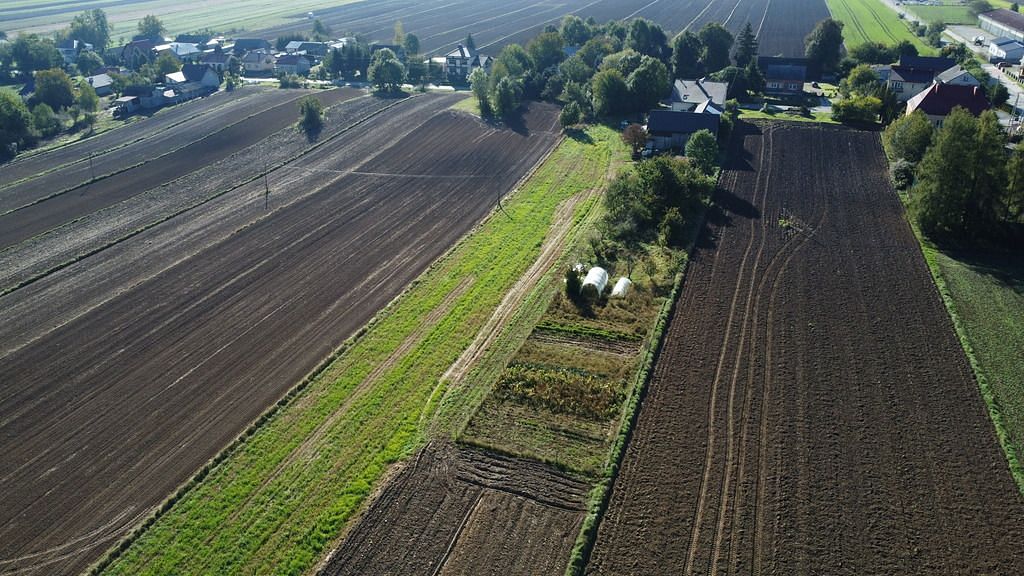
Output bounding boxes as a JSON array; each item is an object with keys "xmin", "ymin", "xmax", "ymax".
[
  {"xmin": 611, "ymin": 276, "xmax": 632, "ymax": 298},
  {"xmin": 581, "ymin": 266, "xmax": 609, "ymax": 299}
]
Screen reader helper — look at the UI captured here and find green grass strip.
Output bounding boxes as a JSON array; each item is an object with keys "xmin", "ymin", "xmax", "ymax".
[
  {"xmin": 96, "ymin": 124, "xmax": 618, "ymax": 576},
  {"xmin": 825, "ymin": 0, "xmax": 933, "ymax": 52}
]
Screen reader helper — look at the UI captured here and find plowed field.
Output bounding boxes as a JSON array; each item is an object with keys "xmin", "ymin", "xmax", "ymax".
[
  {"xmin": 257, "ymin": 0, "xmax": 829, "ymax": 59},
  {"xmin": 320, "ymin": 444, "xmax": 590, "ymax": 576},
  {"xmin": 586, "ymin": 121, "xmax": 1024, "ymax": 574},
  {"xmin": 0, "ymin": 97, "xmax": 561, "ymax": 576}
]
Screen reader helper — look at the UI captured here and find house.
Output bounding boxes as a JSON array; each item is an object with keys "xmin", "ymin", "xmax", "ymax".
[
  {"xmin": 165, "ymin": 64, "xmax": 220, "ymax": 88},
  {"xmin": 444, "ymin": 43, "xmax": 491, "ymax": 81},
  {"xmin": 230, "ymin": 38, "xmax": 272, "ymax": 55},
  {"xmin": 905, "ymin": 83, "xmax": 989, "ymax": 127},
  {"xmin": 275, "ymin": 54, "xmax": 311, "ymax": 75},
  {"xmin": 155, "ymin": 42, "xmax": 202, "ymax": 62},
  {"xmin": 989, "ymin": 37, "xmax": 1024, "ymax": 62},
  {"xmin": 936, "ymin": 65, "xmax": 981, "ymax": 87},
  {"xmin": 645, "ymin": 110, "xmax": 719, "ymax": 150},
  {"xmin": 284, "ymin": 41, "xmax": 328, "ymax": 57},
  {"xmin": 200, "ymin": 52, "xmax": 238, "ymax": 73},
  {"xmin": 57, "ymin": 39, "xmax": 91, "ymax": 64},
  {"xmin": 979, "ymin": 9, "xmax": 1024, "ymax": 43},
  {"xmin": 241, "ymin": 50, "xmax": 275, "ymax": 74},
  {"xmin": 120, "ymin": 39, "xmax": 156, "ymax": 69},
  {"xmin": 897, "ymin": 55, "xmax": 957, "ymax": 74},
  {"xmin": 668, "ymin": 78, "xmax": 729, "ymax": 112},
  {"xmin": 85, "ymin": 73, "xmax": 114, "ymax": 96},
  {"xmin": 759, "ymin": 57, "xmax": 807, "ymax": 96},
  {"xmin": 174, "ymin": 33, "xmax": 213, "ymax": 48},
  {"xmin": 871, "ymin": 64, "xmax": 892, "ymax": 83},
  {"xmin": 887, "ymin": 66, "xmax": 936, "ymax": 102}
]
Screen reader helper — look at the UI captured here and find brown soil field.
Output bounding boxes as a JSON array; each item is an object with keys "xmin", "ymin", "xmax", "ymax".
[
  {"xmin": 257, "ymin": 0, "xmax": 828, "ymax": 59},
  {"xmin": 0, "ymin": 97, "xmax": 561, "ymax": 576},
  {"xmin": 319, "ymin": 443, "xmax": 590, "ymax": 576},
  {"xmin": 585, "ymin": 121, "xmax": 1024, "ymax": 575},
  {"xmin": 0, "ymin": 87, "xmax": 357, "ymax": 248}
]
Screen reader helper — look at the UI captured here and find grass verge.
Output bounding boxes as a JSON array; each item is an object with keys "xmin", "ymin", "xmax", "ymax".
[
  {"xmin": 95, "ymin": 123, "xmax": 617, "ymax": 576},
  {"xmin": 912, "ymin": 228, "xmax": 1024, "ymax": 495},
  {"xmin": 825, "ymin": 0, "xmax": 934, "ymax": 52},
  {"xmin": 739, "ymin": 108, "xmax": 839, "ymax": 124}
]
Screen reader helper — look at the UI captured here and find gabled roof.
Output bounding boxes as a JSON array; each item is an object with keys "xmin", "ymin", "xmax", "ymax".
[
  {"xmin": 471, "ymin": 54, "xmax": 491, "ymax": 68},
  {"xmin": 991, "ymin": 36, "xmax": 1023, "ymax": 48},
  {"xmin": 180, "ymin": 63, "xmax": 214, "ymax": 82},
  {"xmin": 936, "ymin": 65, "xmax": 976, "ymax": 84},
  {"xmin": 241, "ymin": 50, "xmax": 272, "ymax": 63},
  {"xmin": 201, "ymin": 52, "xmax": 235, "ymax": 64},
  {"xmin": 890, "ymin": 65, "xmax": 935, "ymax": 83},
  {"xmin": 764, "ymin": 64, "xmax": 806, "ymax": 81},
  {"xmin": 671, "ymin": 78, "xmax": 729, "ymax": 106},
  {"xmin": 86, "ymin": 73, "xmax": 113, "ymax": 89},
  {"xmin": 646, "ymin": 110, "xmax": 719, "ymax": 135},
  {"xmin": 906, "ymin": 82, "xmax": 989, "ymax": 117},
  {"xmin": 285, "ymin": 40, "xmax": 306, "ymax": 50},
  {"xmin": 232, "ymin": 38, "xmax": 271, "ymax": 52},
  {"xmin": 275, "ymin": 54, "xmax": 308, "ymax": 65},
  {"xmin": 446, "ymin": 44, "xmax": 474, "ymax": 59},
  {"xmin": 979, "ymin": 8, "xmax": 1024, "ymax": 33},
  {"xmin": 898, "ymin": 55, "xmax": 956, "ymax": 72}
]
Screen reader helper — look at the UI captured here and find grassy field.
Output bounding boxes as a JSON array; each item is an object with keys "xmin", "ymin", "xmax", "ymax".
[
  {"xmin": 95, "ymin": 124, "xmax": 620, "ymax": 576},
  {"xmin": 903, "ymin": 3, "xmax": 974, "ymax": 25},
  {"xmin": 0, "ymin": 0, "xmax": 359, "ymax": 38},
  {"xmin": 739, "ymin": 109, "xmax": 840, "ymax": 124},
  {"xmin": 918, "ymin": 239, "xmax": 1024, "ymax": 492},
  {"xmin": 826, "ymin": 0, "xmax": 934, "ymax": 52}
]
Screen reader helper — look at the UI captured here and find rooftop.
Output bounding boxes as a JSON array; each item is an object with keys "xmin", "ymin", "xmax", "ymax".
[
  {"xmin": 906, "ymin": 83, "xmax": 989, "ymax": 117},
  {"xmin": 646, "ymin": 109, "xmax": 720, "ymax": 134},
  {"xmin": 670, "ymin": 78, "xmax": 729, "ymax": 106},
  {"xmin": 979, "ymin": 8, "xmax": 1024, "ymax": 33}
]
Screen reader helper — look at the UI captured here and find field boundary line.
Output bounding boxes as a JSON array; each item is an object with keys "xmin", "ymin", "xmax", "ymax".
[{"xmin": 0, "ymin": 93, "xmax": 412, "ymax": 299}]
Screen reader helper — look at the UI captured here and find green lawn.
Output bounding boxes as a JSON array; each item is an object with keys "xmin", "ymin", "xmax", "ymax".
[
  {"xmin": 96, "ymin": 124, "xmax": 619, "ymax": 576},
  {"xmin": 825, "ymin": 0, "xmax": 934, "ymax": 52},
  {"xmin": 904, "ymin": 4, "xmax": 975, "ymax": 25},
  {"xmin": 738, "ymin": 109, "xmax": 840, "ymax": 124},
  {"xmin": 920, "ymin": 241, "xmax": 1024, "ymax": 493}
]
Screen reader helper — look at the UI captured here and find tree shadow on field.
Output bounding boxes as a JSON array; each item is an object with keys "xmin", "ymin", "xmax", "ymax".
[
  {"xmin": 945, "ymin": 247, "xmax": 1024, "ymax": 295},
  {"xmin": 723, "ymin": 120, "xmax": 761, "ymax": 172},
  {"xmin": 565, "ymin": 127, "xmax": 593, "ymax": 144}
]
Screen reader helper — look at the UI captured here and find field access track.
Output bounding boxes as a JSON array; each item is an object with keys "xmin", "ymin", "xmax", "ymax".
[
  {"xmin": 585, "ymin": 122, "xmax": 1024, "ymax": 575},
  {"xmin": 0, "ymin": 96, "xmax": 561, "ymax": 576},
  {"xmin": 257, "ymin": 0, "xmax": 829, "ymax": 59},
  {"xmin": 0, "ymin": 87, "xmax": 357, "ymax": 249}
]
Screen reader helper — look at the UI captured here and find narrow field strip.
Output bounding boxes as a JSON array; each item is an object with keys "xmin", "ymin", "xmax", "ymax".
[
  {"xmin": 96, "ymin": 124, "xmax": 613, "ymax": 576},
  {"xmin": 824, "ymin": 0, "xmax": 932, "ymax": 52}
]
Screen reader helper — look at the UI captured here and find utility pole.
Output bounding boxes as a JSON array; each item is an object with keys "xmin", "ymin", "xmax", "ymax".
[{"xmin": 89, "ymin": 152, "xmax": 95, "ymax": 182}]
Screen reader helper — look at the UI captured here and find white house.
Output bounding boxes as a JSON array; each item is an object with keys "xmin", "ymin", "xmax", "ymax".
[
  {"xmin": 444, "ymin": 44, "xmax": 491, "ymax": 81},
  {"xmin": 275, "ymin": 54, "xmax": 311, "ymax": 76},
  {"xmin": 935, "ymin": 65, "xmax": 981, "ymax": 87},
  {"xmin": 989, "ymin": 37, "xmax": 1024, "ymax": 63},
  {"xmin": 241, "ymin": 49, "xmax": 275, "ymax": 74}
]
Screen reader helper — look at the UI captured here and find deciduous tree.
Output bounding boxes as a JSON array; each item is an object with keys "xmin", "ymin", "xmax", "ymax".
[
  {"xmin": 805, "ymin": 18, "xmax": 844, "ymax": 73},
  {"xmin": 621, "ymin": 123, "xmax": 647, "ymax": 153},
  {"xmin": 0, "ymin": 90, "xmax": 33, "ymax": 158},
  {"xmin": 34, "ymin": 68, "xmax": 75, "ymax": 110},
  {"xmin": 367, "ymin": 47, "xmax": 405, "ymax": 92},
  {"xmin": 11, "ymin": 34, "xmax": 62, "ymax": 73},
  {"xmin": 699, "ymin": 23, "xmax": 734, "ymax": 74},
  {"xmin": 671, "ymin": 31, "xmax": 703, "ymax": 78},
  {"xmin": 137, "ymin": 15, "xmax": 165, "ymax": 40},
  {"xmin": 403, "ymin": 33, "xmax": 420, "ymax": 56},
  {"xmin": 70, "ymin": 9, "xmax": 111, "ymax": 51},
  {"xmin": 627, "ymin": 55, "xmax": 669, "ymax": 111},
  {"xmin": 76, "ymin": 50, "xmax": 104, "ymax": 76},
  {"xmin": 298, "ymin": 95, "xmax": 323, "ymax": 134},
  {"xmin": 590, "ymin": 68, "xmax": 628, "ymax": 116},
  {"xmin": 685, "ymin": 129, "xmax": 718, "ymax": 176},
  {"xmin": 528, "ymin": 31, "xmax": 564, "ymax": 72},
  {"xmin": 469, "ymin": 67, "xmax": 492, "ymax": 116},
  {"xmin": 626, "ymin": 18, "xmax": 669, "ymax": 61}
]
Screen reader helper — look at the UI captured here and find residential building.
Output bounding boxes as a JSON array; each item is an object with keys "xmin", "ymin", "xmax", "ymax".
[
  {"xmin": 897, "ymin": 55, "xmax": 957, "ymax": 74},
  {"xmin": 979, "ymin": 9, "xmax": 1024, "ymax": 43},
  {"xmin": 905, "ymin": 83, "xmax": 989, "ymax": 127},
  {"xmin": 85, "ymin": 73, "xmax": 113, "ymax": 96},
  {"xmin": 759, "ymin": 57, "xmax": 807, "ymax": 96},
  {"xmin": 164, "ymin": 64, "xmax": 220, "ymax": 101},
  {"xmin": 887, "ymin": 66, "xmax": 936, "ymax": 102},
  {"xmin": 275, "ymin": 54, "xmax": 311, "ymax": 75},
  {"xmin": 120, "ymin": 39, "xmax": 156, "ymax": 69},
  {"xmin": 200, "ymin": 52, "xmax": 238, "ymax": 73},
  {"xmin": 645, "ymin": 110, "xmax": 719, "ymax": 150},
  {"xmin": 241, "ymin": 50, "xmax": 275, "ymax": 74},
  {"xmin": 668, "ymin": 78, "xmax": 729, "ymax": 112},
  {"xmin": 285, "ymin": 41, "xmax": 328, "ymax": 57},
  {"xmin": 155, "ymin": 42, "xmax": 202, "ymax": 62},
  {"xmin": 57, "ymin": 39, "xmax": 90, "ymax": 64},
  {"xmin": 444, "ymin": 43, "xmax": 491, "ymax": 81},
  {"xmin": 230, "ymin": 38, "xmax": 272, "ymax": 55},
  {"xmin": 936, "ymin": 65, "xmax": 981, "ymax": 87},
  {"xmin": 989, "ymin": 37, "xmax": 1024, "ymax": 62}
]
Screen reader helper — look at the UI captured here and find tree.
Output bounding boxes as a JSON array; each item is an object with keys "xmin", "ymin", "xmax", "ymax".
[
  {"xmin": 989, "ymin": 81, "xmax": 1009, "ymax": 107},
  {"xmin": 882, "ymin": 111, "xmax": 933, "ymax": 162},
  {"xmin": 298, "ymin": 95, "xmax": 323, "ymax": 134},
  {"xmin": 561, "ymin": 15, "xmax": 591, "ymax": 46},
  {"xmin": 137, "ymin": 15, "xmax": 166, "ymax": 40},
  {"xmin": 11, "ymin": 34, "xmax": 62, "ymax": 73},
  {"xmin": 76, "ymin": 50, "xmax": 104, "ymax": 76},
  {"xmin": 805, "ymin": 18, "xmax": 844, "ymax": 73},
  {"xmin": 671, "ymin": 31, "xmax": 703, "ymax": 79},
  {"xmin": 77, "ymin": 80, "xmax": 100, "ymax": 114},
  {"xmin": 578, "ymin": 34, "xmax": 617, "ymax": 67},
  {"xmin": 968, "ymin": 0, "xmax": 994, "ymax": 17},
  {"xmin": 367, "ymin": 48, "xmax": 405, "ymax": 92},
  {"xmin": 403, "ymin": 33, "xmax": 420, "ymax": 56},
  {"xmin": 601, "ymin": 49, "xmax": 642, "ymax": 77},
  {"xmin": 559, "ymin": 54, "xmax": 592, "ymax": 84},
  {"xmin": 70, "ymin": 9, "xmax": 111, "ymax": 51},
  {"xmin": 560, "ymin": 100, "xmax": 583, "ymax": 127},
  {"xmin": 745, "ymin": 59, "xmax": 765, "ymax": 95},
  {"xmin": 491, "ymin": 75, "xmax": 522, "ymax": 116},
  {"xmin": 561, "ymin": 80, "xmax": 591, "ymax": 116},
  {"xmin": 1013, "ymin": 2, "xmax": 1020, "ymax": 12},
  {"xmin": 393, "ymin": 21, "xmax": 405, "ymax": 45},
  {"xmin": 734, "ymin": 22, "xmax": 758, "ymax": 67},
  {"xmin": 1006, "ymin": 146, "xmax": 1024, "ymax": 221},
  {"xmin": 492, "ymin": 44, "xmax": 534, "ymax": 82},
  {"xmin": 699, "ymin": 23, "xmax": 734, "ymax": 74},
  {"xmin": 32, "ymin": 103, "xmax": 62, "ymax": 137},
  {"xmin": 831, "ymin": 94, "xmax": 881, "ymax": 123},
  {"xmin": 622, "ymin": 124, "xmax": 647, "ymax": 154},
  {"xmin": 626, "ymin": 18, "xmax": 669, "ymax": 61},
  {"xmin": 0, "ymin": 90, "xmax": 34, "ymax": 158},
  {"xmin": 627, "ymin": 56, "xmax": 669, "ymax": 111},
  {"xmin": 685, "ymin": 129, "xmax": 718, "ymax": 176},
  {"xmin": 527, "ymin": 31, "xmax": 564, "ymax": 72},
  {"xmin": 848, "ymin": 41, "xmax": 896, "ymax": 64},
  {"xmin": 34, "ymin": 68, "xmax": 75, "ymax": 110},
  {"xmin": 591, "ymin": 68, "xmax": 629, "ymax": 116},
  {"xmin": 464, "ymin": 33, "xmax": 476, "ymax": 52},
  {"xmin": 312, "ymin": 19, "xmax": 332, "ymax": 41},
  {"xmin": 469, "ymin": 67, "xmax": 492, "ymax": 116},
  {"xmin": 152, "ymin": 52, "xmax": 181, "ymax": 79},
  {"xmin": 839, "ymin": 64, "xmax": 880, "ymax": 97},
  {"xmin": 895, "ymin": 39, "xmax": 919, "ymax": 58},
  {"xmin": 926, "ymin": 20, "xmax": 945, "ymax": 47}
]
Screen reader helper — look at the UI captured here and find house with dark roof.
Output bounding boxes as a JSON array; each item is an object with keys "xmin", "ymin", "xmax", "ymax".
[
  {"xmin": 980, "ymin": 9, "xmax": 1024, "ymax": 43},
  {"xmin": 645, "ymin": 110, "xmax": 719, "ymax": 150},
  {"xmin": 85, "ymin": 73, "xmax": 114, "ymax": 96},
  {"xmin": 897, "ymin": 55, "xmax": 957, "ymax": 74},
  {"xmin": 275, "ymin": 54, "xmax": 311, "ymax": 75},
  {"xmin": 759, "ymin": 57, "xmax": 806, "ymax": 96},
  {"xmin": 57, "ymin": 38, "xmax": 91, "ymax": 64},
  {"xmin": 230, "ymin": 38, "xmax": 272, "ymax": 55},
  {"xmin": 444, "ymin": 44, "xmax": 490, "ymax": 81},
  {"xmin": 120, "ymin": 39, "xmax": 156, "ymax": 70},
  {"xmin": 989, "ymin": 37, "xmax": 1024, "ymax": 62},
  {"xmin": 164, "ymin": 64, "xmax": 220, "ymax": 100},
  {"xmin": 906, "ymin": 83, "xmax": 989, "ymax": 127},
  {"xmin": 668, "ymin": 78, "xmax": 728, "ymax": 112},
  {"xmin": 887, "ymin": 65, "xmax": 938, "ymax": 102},
  {"xmin": 285, "ymin": 41, "xmax": 328, "ymax": 57}
]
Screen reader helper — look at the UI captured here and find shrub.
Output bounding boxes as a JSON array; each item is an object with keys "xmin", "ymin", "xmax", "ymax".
[
  {"xmin": 298, "ymin": 96, "xmax": 323, "ymax": 134},
  {"xmin": 890, "ymin": 158, "xmax": 915, "ymax": 190},
  {"xmin": 32, "ymin": 103, "xmax": 62, "ymax": 137}
]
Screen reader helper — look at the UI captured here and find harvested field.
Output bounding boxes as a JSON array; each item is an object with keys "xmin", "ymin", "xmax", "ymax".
[
  {"xmin": 585, "ymin": 121, "xmax": 1024, "ymax": 574},
  {"xmin": 256, "ymin": 0, "xmax": 830, "ymax": 59},
  {"xmin": 0, "ymin": 97, "xmax": 561, "ymax": 576},
  {"xmin": 0, "ymin": 88, "xmax": 357, "ymax": 248},
  {"xmin": 319, "ymin": 443, "xmax": 589, "ymax": 576}
]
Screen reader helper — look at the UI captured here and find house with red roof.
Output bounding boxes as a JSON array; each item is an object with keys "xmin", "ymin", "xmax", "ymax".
[{"xmin": 905, "ymin": 83, "xmax": 990, "ymax": 127}]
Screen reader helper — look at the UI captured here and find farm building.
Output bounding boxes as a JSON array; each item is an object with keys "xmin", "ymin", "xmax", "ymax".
[
  {"xmin": 285, "ymin": 41, "xmax": 328, "ymax": 57},
  {"xmin": 85, "ymin": 73, "xmax": 113, "ymax": 96},
  {"xmin": 887, "ymin": 66, "xmax": 939, "ymax": 102},
  {"xmin": 979, "ymin": 9, "xmax": 1024, "ymax": 43},
  {"xmin": 905, "ymin": 83, "xmax": 989, "ymax": 127},
  {"xmin": 645, "ymin": 110, "xmax": 719, "ymax": 150},
  {"xmin": 759, "ymin": 57, "xmax": 807, "ymax": 96},
  {"xmin": 988, "ymin": 37, "xmax": 1024, "ymax": 62},
  {"xmin": 935, "ymin": 65, "xmax": 980, "ymax": 87},
  {"xmin": 275, "ymin": 54, "xmax": 311, "ymax": 75},
  {"xmin": 164, "ymin": 64, "xmax": 220, "ymax": 100},
  {"xmin": 668, "ymin": 78, "xmax": 728, "ymax": 112},
  {"xmin": 444, "ymin": 44, "xmax": 492, "ymax": 81}
]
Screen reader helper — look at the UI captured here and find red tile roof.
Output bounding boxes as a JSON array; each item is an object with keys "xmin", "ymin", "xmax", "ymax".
[{"xmin": 906, "ymin": 83, "xmax": 989, "ymax": 117}]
